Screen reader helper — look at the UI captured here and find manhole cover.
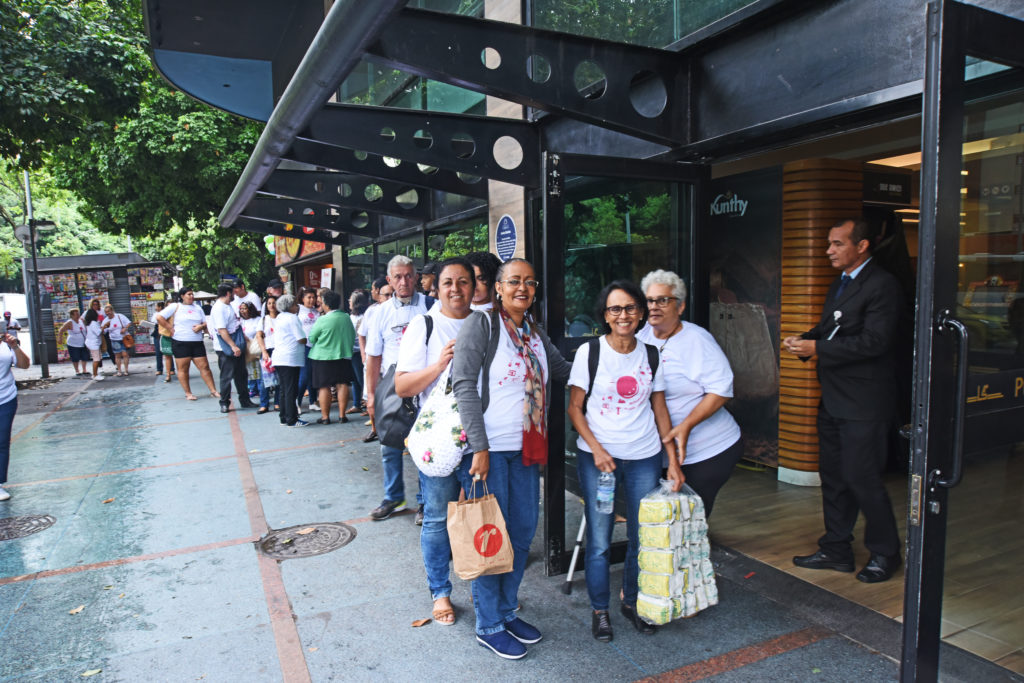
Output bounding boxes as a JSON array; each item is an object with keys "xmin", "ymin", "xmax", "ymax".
[
  {"xmin": 0, "ymin": 515, "xmax": 56, "ymax": 541},
  {"xmin": 258, "ymin": 522, "xmax": 356, "ymax": 560}
]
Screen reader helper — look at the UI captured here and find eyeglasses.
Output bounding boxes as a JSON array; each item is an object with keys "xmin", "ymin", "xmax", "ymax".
[
  {"xmin": 605, "ymin": 304, "xmax": 641, "ymax": 316},
  {"xmin": 499, "ymin": 279, "xmax": 540, "ymax": 288},
  {"xmin": 645, "ymin": 296, "xmax": 678, "ymax": 308}
]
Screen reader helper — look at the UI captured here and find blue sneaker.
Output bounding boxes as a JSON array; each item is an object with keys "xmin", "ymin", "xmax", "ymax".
[
  {"xmin": 504, "ymin": 618, "xmax": 542, "ymax": 644},
  {"xmin": 290, "ymin": 419, "xmax": 310, "ymax": 427},
  {"xmin": 476, "ymin": 630, "xmax": 527, "ymax": 660}
]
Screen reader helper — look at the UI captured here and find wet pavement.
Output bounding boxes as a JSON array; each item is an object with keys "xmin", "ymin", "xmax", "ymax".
[{"xmin": 1, "ymin": 359, "xmax": 1013, "ymax": 682}]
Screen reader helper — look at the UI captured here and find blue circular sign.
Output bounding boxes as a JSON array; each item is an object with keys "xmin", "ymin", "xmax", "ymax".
[{"xmin": 495, "ymin": 214, "xmax": 517, "ymax": 262}]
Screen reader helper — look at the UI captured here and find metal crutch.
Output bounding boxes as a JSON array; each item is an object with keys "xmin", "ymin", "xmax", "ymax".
[{"xmin": 561, "ymin": 513, "xmax": 586, "ymax": 594}]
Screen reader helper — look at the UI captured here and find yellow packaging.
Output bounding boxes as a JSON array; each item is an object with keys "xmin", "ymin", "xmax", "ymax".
[
  {"xmin": 636, "ymin": 593, "xmax": 672, "ymax": 625},
  {"xmin": 638, "ymin": 549, "xmax": 675, "ymax": 574},
  {"xmin": 639, "ymin": 571, "xmax": 672, "ymax": 597},
  {"xmin": 638, "ymin": 498, "xmax": 676, "ymax": 524},
  {"xmin": 639, "ymin": 524, "xmax": 673, "ymax": 548}
]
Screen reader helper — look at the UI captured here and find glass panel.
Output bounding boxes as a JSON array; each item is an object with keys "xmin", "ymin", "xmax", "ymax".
[
  {"xmin": 533, "ymin": 0, "xmax": 755, "ymax": 48},
  {"xmin": 345, "ymin": 246, "xmax": 374, "ymax": 291},
  {"xmin": 561, "ymin": 177, "xmax": 684, "ymax": 338},
  {"xmin": 941, "ymin": 75, "xmax": 1024, "ymax": 674},
  {"xmin": 427, "ymin": 219, "xmax": 488, "ymax": 261}
]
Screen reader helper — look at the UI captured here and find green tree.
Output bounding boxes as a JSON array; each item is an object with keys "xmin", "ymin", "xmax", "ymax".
[{"xmin": 0, "ymin": 0, "xmax": 148, "ymax": 167}]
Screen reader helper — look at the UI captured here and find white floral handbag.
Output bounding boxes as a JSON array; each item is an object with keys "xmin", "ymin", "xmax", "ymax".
[{"xmin": 406, "ymin": 364, "xmax": 470, "ymax": 477}]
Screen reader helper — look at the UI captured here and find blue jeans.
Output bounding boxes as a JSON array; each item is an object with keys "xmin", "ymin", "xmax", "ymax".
[
  {"xmin": 349, "ymin": 353, "xmax": 364, "ymax": 409},
  {"xmin": 259, "ymin": 379, "xmax": 279, "ymax": 409},
  {"xmin": 464, "ymin": 450, "xmax": 539, "ymax": 635},
  {"xmin": 381, "ymin": 445, "xmax": 423, "ymax": 505},
  {"xmin": 578, "ymin": 447, "xmax": 663, "ymax": 611},
  {"xmin": 420, "ymin": 454, "xmax": 473, "ymax": 599},
  {"xmin": 0, "ymin": 396, "xmax": 17, "ymax": 483},
  {"xmin": 298, "ymin": 346, "xmax": 312, "ymax": 404}
]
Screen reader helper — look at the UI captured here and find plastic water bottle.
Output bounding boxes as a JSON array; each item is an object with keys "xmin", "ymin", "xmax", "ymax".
[{"xmin": 596, "ymin": 471, "xmax": 615, "ymax": 514}]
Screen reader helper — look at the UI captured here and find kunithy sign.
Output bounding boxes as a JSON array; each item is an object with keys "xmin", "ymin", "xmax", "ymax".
[{"xmin": 710, "ymin": 192, "xmax": 748, "ymax": 217}]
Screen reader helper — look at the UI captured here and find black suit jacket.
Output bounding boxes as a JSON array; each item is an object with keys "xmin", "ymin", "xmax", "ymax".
[{"xmin": 801, "ymin": 259, "xmax": 902, "ymax": 421}]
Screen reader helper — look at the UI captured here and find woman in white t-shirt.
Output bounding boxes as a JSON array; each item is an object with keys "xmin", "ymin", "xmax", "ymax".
[
  {"xmin": 451, "ymin": 258, "xmax": 572, "ymax": 659},
  {"xmin": 271, "ymin": 294, "xmax": 308, "ymax": 426},
  {"xmin": 239, "ymin": 302, "xmax": 262, "ymax": 404},
  {"xmin": 347, "ymin": 289, "xmax": 369, "ymax": 415},
  {"xmin": 567, "ymin": 279, "xmax": 683, "ymax": 643},
  {"xmin": 157, "ymin": 287, "xmax": 219, "ymax": 401},
  {"xmin": 0, "ymin": 331, "xmax": 31, "ymax": 501},
  {"xmin": 256, "ymin": 295, "xmax": 279, "ymax": 414},
  {"xmin": 638, "ymin": 270, "xmax": 743, "ymax": 518},
  {"xmin": 83, "ymin": 309, "xmax": 106, "ymax": 380},
  {"xmin": 466, "ymin": 251, "xmax": 500, "ymax": 312},
  {"xmin": 58, "ymin": 309, "xmax": 89, "ymax": 376},
  {"xmin": 394, "ymin": 258, "xmax": 475, "ymax": 627},
  {"xmin": 297, "ymin": 289, "xmax": 321, "ymax": 411},
  {"xmin": 102, "ymin": 304, "xmax": 132, "ymax": 376}
]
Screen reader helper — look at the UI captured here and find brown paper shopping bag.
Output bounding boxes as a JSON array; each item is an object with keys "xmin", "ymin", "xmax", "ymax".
[{"xmin": 447, "ymin": 485, "xmax": 514, "ymax": 581}]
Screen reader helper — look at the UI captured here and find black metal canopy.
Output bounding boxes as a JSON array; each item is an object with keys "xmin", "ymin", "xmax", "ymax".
[{"xmin": 143, "ymin": 0, "xmax": 1024, "ymax": 243}]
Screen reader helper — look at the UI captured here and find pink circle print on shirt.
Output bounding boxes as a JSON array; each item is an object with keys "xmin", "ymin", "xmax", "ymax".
[{"xmin": 616, "ymin": 375, "xmax": 639, "ymax": 398}]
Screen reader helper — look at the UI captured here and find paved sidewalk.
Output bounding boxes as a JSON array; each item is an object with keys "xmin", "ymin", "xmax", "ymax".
[{"xmin": 0, "ymin": 360, "xmax": 1009, "ymax": 682}]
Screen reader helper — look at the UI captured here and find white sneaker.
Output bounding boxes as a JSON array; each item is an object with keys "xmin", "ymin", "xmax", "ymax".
[
  {"xmin": 94, "ymin": 375, "xmax": 105, "ymax": 381},
  {"xmin": 0, "ymin": 486, "xmax": 10, "ymax": 501},
  {"xmin": 310, "ymin": 403, "xmax": 320, "ymax": 411}
]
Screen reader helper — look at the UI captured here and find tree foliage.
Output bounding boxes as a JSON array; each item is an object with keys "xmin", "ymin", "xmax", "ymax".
[{"xmin": 0, "ymin": 0, "xmax": 148, "ymax": 167}]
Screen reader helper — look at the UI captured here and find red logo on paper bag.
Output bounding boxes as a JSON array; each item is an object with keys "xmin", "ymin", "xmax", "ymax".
[{"xmin": 474, "ymin": 524, "xmax": 503, "ymax": 557}]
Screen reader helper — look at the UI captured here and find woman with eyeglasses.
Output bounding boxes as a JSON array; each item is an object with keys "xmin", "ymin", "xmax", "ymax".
[
  {"xmin": 638, "ymin": 270, "xmax": 742, "ymax": 518},
  {"xmin": 567, "ymin": 279, "xmax": 683, "ymax": 644},
  {"xmin": 452, "ymin": 258, "xmax": 571, "ymax": 660}
]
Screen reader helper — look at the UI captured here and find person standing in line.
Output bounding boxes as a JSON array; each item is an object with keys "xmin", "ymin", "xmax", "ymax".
[
  {"xmin": 0, "ymin": 331, "xmax": 32, "ymax": 501},
  {"xmin": 83, "ymin": 309, "xmax": 106, "ymax": 380},
  {"xmin": 239, "ymin": 302, "xmax": 262, "ymax": 401},
  {"xmin": 261, "ymin": 279, "xmax": 285, "ymax": 318},
  {"xmin": 157, "ymin": 287, "xmax": 219, "ymax": 401},
  {"xmin": 270, "ymin": 294, "xmax": 308, "ymax": 427},
  {"xmin": 256, "ymin": 295, "xmax": 280, "ymax": 415},
  {"xmin": 347, "ymin": 289, "xmax": 369, "ymax": 416},
  {"xmin": 358, "ymin": 277, "xmax": 389, "ymax": 443},
  {"xmin": 156, "ymin": 300, "xmax": 175, "ymax": 383},
  {"xmin": 297, "ymin": 288, "xmax": 320, "ymax": 412},
  {"xmin": 211, "ymin": 284, "xmax": 255, "ymax": 413},
  {"xmin": 150, "ymin": 302, "xmax": 166, "ymax": 377},
  {"xmin": 567, "ymin": 280, "xmax": 682, "ymax": 644},
  {"xmin": 419, "ymin": 262, "xmax": 438, "ymax": 295},
  {"xmin": 466, "ymin": 251, "xmax": 501, "ymax": 313},
  {"xmin": 364, "ymin": 255, "xmax": 430, "ymax": 521},
  {"xmin": 307, "ymin": 291, "xmax": 356, "ymax": 424},
  {"xmin": 784, "ymin": 217, "xmax": 903, "ymax": 584},
  {"xmin": 58, "ymin": 309, "xmax": 89, "ymax": 377},
  {"xmin": 396, "ymin": 258, "xmax": 476, "ymax": 627},
  {"xmin": 101, "ymin": 304, "xmax": 132, "ymax": 376},
  {"xmin": 451, "ymin": 258, "xmax": 572, "ymax": 659},
  {"xmin": 639, "ymin": 270, "xmax": 743, "ymax": 518},
  {"xmin": 230, "ymin": 280, "xmax": 261, "ymax": 317}
]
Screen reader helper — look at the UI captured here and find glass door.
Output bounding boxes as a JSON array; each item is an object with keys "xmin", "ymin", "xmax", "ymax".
[
  {"xmin": 907, "ymin": 3, "xmax": 1024, "ymax": 680},
  {"xmin": 539, "ymin": 152, "xmax": 708, "ymax": 575}
]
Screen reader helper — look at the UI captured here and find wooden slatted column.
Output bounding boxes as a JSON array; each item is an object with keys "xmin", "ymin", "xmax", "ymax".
[{"xmin": 778, "ymin": 159, "xmax": 863, "ymax": 479}]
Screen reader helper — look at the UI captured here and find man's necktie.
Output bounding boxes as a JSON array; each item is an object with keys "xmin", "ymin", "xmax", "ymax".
[{"xmin": 834, "ymin": 274, "xmax": 851, "ymax": 300}]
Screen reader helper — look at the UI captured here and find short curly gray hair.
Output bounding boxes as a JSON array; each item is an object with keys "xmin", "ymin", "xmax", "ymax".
[
  {"xmin": 388, "ymin": 254, "xmax": 414, "ymax": 275},
  {"xmin": 640, "ymin": 269, "xmax": 687, "ymax": 302},
  {"xmin": 275, "ymin": 293, "xmax": 296, "ymax": 312}
]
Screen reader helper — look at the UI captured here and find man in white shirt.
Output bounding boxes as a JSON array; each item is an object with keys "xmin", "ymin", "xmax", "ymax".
[
  {"xmin": 365, "ymin": 256, "xmax": 431, "ymax": 521},
  {"xmin": 230, "ymin": 280, "xmax": 261, "ymax": 316},
  {"xmin": 211, "ymin": 284, "xmax": 255, "ymax": 413}
]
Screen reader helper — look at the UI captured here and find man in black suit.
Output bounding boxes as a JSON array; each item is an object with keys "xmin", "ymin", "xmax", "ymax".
[{"xmin": 783, "ymin": 217, "xmax": 903, "ymax": 583}]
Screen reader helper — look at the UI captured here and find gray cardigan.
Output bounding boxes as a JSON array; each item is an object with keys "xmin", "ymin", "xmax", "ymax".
[{"xmin": 452, "ymin": 310, "xmax": 572, "ymax": 453}]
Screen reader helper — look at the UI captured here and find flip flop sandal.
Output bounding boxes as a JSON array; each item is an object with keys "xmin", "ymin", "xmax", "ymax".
[
  {"xmin": 432, "ymin": 606, "xmax": 456, "ymax": 626},
  {"xmin": 164, "ymin": 376, "xmax": 172, "ymax": 383},
  {"xmin": 186, "ymin": 394, "xmax": 198, "ymax": 401}
]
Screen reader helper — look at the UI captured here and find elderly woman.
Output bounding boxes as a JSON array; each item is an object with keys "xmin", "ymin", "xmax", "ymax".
[
  {"xmin": 639, "ymin": 270, "xmax": 743, "ymax": 518},
  {"xmin": 101, "ymin": 304, "xmax": 132, "ymax": 376},
  {"xmin": 58, "ymin": 309, "xmax": 89, "ymax": 376},
  {"xmin": 158, "ymin": 287, "xmax": 219, "ymax": 401},
  {"xmin": 567, "ymin": 279, "xmax": 683, "ymax": 644},
  {"xmin": 395, "ymin": 258, "xmax": 475, "ymax": 627},
  {"xmin": 271, "ymin": 293, "xmax": 308, "ymax": 427},
  {"xmin": 452, "ymin": 258, "xmax": 571, "ymax": 660},
  {"xmin": 307, "ymin": 291, "xmax": 356, "ymax": 424}
]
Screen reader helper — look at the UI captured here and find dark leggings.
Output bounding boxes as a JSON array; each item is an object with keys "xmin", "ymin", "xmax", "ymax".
[
  {"xmin": 681, "ymin": 438, "xmax": 744, "ymax": 518},
  {"xmin": 277, "ymin": 366, "xmax": 301, "ymax": 425}
]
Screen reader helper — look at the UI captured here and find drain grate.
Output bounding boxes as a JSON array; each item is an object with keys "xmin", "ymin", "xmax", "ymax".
[
  {"xmin": 258, "ymin": 522, "xmax": 357, "ymax": 560},
  {"xmin": 0, "ymin": 515, "xmax": 56, "ymax": 541}
]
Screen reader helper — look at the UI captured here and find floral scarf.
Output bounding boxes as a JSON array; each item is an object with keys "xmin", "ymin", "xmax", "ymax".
[{"xmin": 498, "ymin": 308, "xmax": 547, "ymax": 466}]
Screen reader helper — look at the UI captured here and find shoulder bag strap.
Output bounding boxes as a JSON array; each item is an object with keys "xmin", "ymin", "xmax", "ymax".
[{"xmin": 582, "ymin": 337, "xmax": 601, "ymax": 415}]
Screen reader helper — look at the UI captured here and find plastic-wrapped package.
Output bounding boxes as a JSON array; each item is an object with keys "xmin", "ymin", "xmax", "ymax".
[{"xmin": 635, "ymin": 480, "xmax": 718, "ymax": 625}]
